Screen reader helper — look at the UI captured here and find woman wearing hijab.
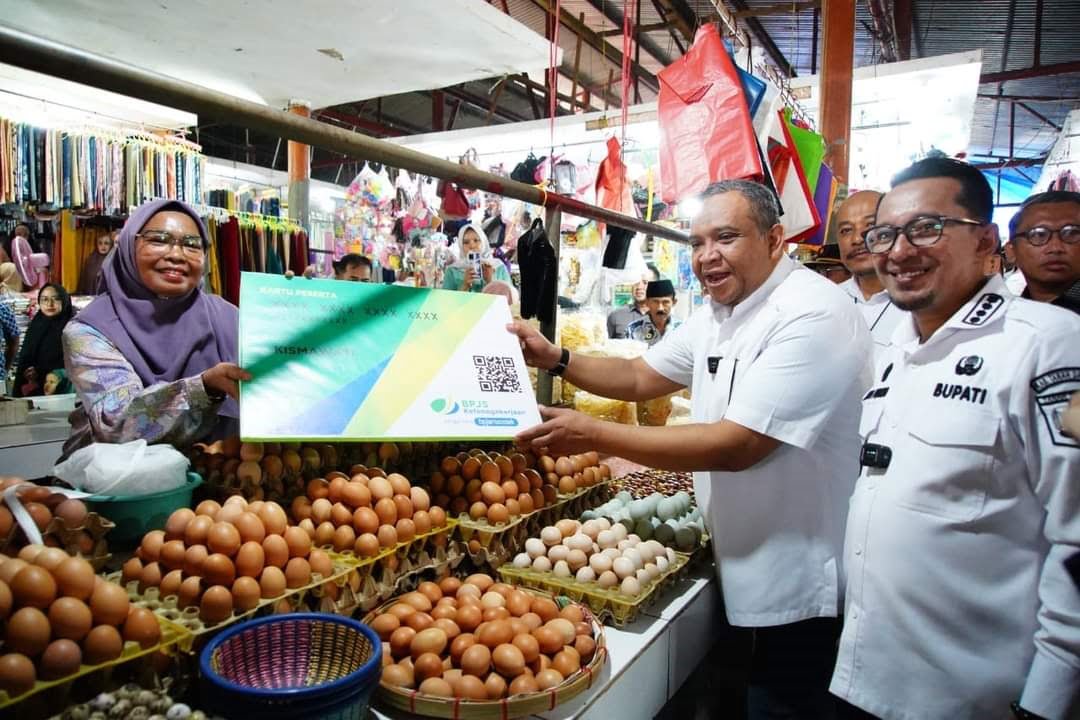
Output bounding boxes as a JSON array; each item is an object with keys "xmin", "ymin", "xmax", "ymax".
[
  {"xmin": 61, "ymin": 199, "xmax": 249, "ymax": 459},
  {"xmin": 43, "ymin": 368, "xmax": 74, "ymax": 395},
  {"xmin": 13, "ymin": 284, "xmax": 73, "ymax": 397},
  {"xmin": 442, "ymin": 223, "xmax": 511, "ymax": 293},
  {"xmin": 75, "ymin": 230, "xmax": 115, "ymax": 295}
]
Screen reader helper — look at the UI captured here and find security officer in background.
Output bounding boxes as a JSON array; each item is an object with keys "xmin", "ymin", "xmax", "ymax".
[
  {"xmin": 835, "ymin": 190, "xmax": 907, "ymax": 355},
  {"xmin": 803, "ymin": 243, "xmax": 852, "ymax": 284},
  {"xmin": 1008, "ymin": 190, "xmax": 1080, "ymax": 314},
  {"xmin": 830, "ymin": 158, "xmax": 1080, "ymax": 720},
  {"xmin": 607, "ymin": 268, "xmax": 657, "ymax": 338},
  {"xmin": 626, "ymin": 279, "xmax": 681, "ymax": 346}
]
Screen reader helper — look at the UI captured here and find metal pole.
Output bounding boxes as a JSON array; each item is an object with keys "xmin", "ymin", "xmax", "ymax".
[
  {"xmin": 536, "ymin": 205, "xmax": 562, "ymax": 406},
  {"xmin": 0, "ymin": 27, "xmax": 689, "ymax": 244}
]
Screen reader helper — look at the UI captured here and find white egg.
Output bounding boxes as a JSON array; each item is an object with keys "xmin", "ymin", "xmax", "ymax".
[
  {"xmin": 513, "ymin": 552, "xmax": 531, "ymax": 568},
  {"xmin": 596, "ymin": 530, "xmax": 617, "ymax": 549},
  {"xmin": 645, "ymin": 540, "xmax": 666, "ymax": 559},
  {"xmin": 525, "ymin": 538, "xmax": 547, "ymax": 559},
  {"xmin": 541, "ymin": 526, "xmax": 563, "ymax": 546},
  {"xmin": 637, "ymin": 542, "xmax": 656, "ymax": 564},
  {"xmin": 589, "ymin": 553, "xmax": 613, "ymax": 574},
  {"xmin": 533, "ymin": 555, "xmax": 553, "ymax": 572},
  {"xmin": 567, "ymin": 549, "xmax": 589, "ymax": 571},
  {"xmin": 666, "ymin": 547, "xmax": 676, "ymax": 562},
  {"xmin": 655, "ymin": 556, "xmax": 670, "ymax": 573},
  {"xmin": 617, "ymin": 539, "xmax": 633, "ymax": 552},
  {"xmin": 575, "ymin": 566, "xmax": 596, "ymax": 583},
  {"xmin": 601, "ymin": 548, "xmax": 622, "ymax": 561},
  {"xmin": 612, "ymin": 557, "xmax": 635, "ymax": 579},
  {"xmin": 592, "ymin": 543, "xmax": 600, "ymax": 555},
  {"xmin": 620, "ymin": 576, "xmax": 641, "ymax": 596},
  {"xmin": 581, "ymin": 520, "xmax": 601, "ymax": 540},
  {"xmin": 635, "ymin": 568, "xmax": 650, "ymax": 583},
  {"xmin": 595, "ymin": 517, "xmax": 612, "ymax": 531},
  {"xmin": 626, "ymin": 534, "xmax": 641, "ymax": 546},
  {"xmin": 643, "ymin": 563, "xmax": 660, "ymax": 581},
  {"xmin": 611, "ymin": 523, "xmax": 629, "ymax": 542},
  {"xmin": 566, "ymin": 533, "xmax": 592, "ymax": 552},
  {"xmin": 597, "ymin": 570, "xmax": 618, "ymax": 588},
  {"xmin": 553, "ymin": 560, "xmax": 572, "ymax": 578},
  {"xmin": 548, "ymin": 544, "xmax": 570, "ymax": 563},
  {"xmin": 622, "ymin": 547, "xmax": 643, "ymax": 570}
]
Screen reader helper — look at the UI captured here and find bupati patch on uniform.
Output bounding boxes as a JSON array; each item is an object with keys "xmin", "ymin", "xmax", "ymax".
[
  {"xmin": 961, "ymin": 293, "xmax": 1004, "ymax": 326},
  {"xmin": 932, "ymin": 382, "xmax": 988, "ymax": 404},
  {"xmin": 1031, "ymin": 367, "xmax": 1080, "ymax": 448}
]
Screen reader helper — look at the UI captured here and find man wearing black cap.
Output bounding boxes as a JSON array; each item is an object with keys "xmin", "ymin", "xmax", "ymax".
[
  {"xmin": 626, "ymin": 278, "xmax": 680, "ymax": 345},
  {"xmin": 804, "ymin": 244, "xmax": 852, "ymax": 284}
]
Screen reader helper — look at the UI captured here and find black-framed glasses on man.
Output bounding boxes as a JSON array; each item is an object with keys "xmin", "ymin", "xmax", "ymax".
[
  {"xmin": 136, "ymin": 231, "xmax": 205, "ymax": 257},
  {"xmin": 1012, "ymin": 225, "xmax": 1080, "ymax": 246},
  {"xmin": 864, "ymin": 215, "xmax": 985, "ymax": 255}
]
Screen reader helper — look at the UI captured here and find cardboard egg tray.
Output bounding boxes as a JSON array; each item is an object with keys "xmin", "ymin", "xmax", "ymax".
[
  {"xmin": 455, "ymin": 482, "xmax": 612, "ymax": 571},
  {"xmin": 497, "ymin": 550, "xmax": 692, "ymax": 627},
  {"xmin": 0, "ymin": 613, "xmax": 190, "ymax": 711},
  {"xmin": 105, "ymin": 557, "xmax": 356, "ymax": 651},
  {"xmin": 1, "ymin": 511, "xmax": 115, "ymax": 571}
]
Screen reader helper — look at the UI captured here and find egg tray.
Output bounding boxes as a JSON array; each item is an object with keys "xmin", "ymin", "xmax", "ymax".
[
  {"xmin": 104, "ymin": 558, "xmax": 356, "ymax": 651},
  {"xmin": 455, "ymin": 483, "xmax": 613, "ymax": 572},
  {"xmin": 497, "ymin": 550, "xmax": 692, "ymax": 627},
  {"xmin": 1, "ymin": 512, "xmax": 116, "ymax": 572},
  {"xmin": 366, "ymin": 589, "xmax": 608, "ymax": 720},
  {"xmin": 0, "ymin": 613, "xmax": 190, "ymax": 710},
  {"xmin": 611, "ymin": 469, "xmax": 695, "ymax": 501}
]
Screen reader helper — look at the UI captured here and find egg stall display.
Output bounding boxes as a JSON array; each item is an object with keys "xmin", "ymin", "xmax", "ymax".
[
  {"xmin": 365, "ymin": 573, "xmax": 606, "ymax": 718},
  {"xmin": 110, "ymin": 497, "xmax": 354, "ymax": 633},
  {"xmin": 287, "ymin": 468, "xmax": 459, "ymax": 610},
  {"xmin": 0, "ymin": 479, "xmax": 115, "ymax": 571},
  {"xmin": 612, "ymin": 469, "xmax": 695, "ymax": 501},
  {"xmin": 498, "ymin": 519, "xmax": 691, "ymax": 627},
  {"xmin": 48, "ymin": 680, "xmax": 224, "ymax": 720},
  {"xmin": 0, "ymin": 550, "xmax": 185, "ymax": 707},
  {"xmin": 581, "ymin": 490, "xmax": 705, "ymax": 552}
]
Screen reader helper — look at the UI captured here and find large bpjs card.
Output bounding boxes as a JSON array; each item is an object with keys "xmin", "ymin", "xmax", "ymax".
[{"xmin": 238, "ymin": 273, "xmax": 541, "ymax": 441}]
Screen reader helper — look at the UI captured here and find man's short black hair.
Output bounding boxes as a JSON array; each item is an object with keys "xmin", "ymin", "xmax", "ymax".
[
  {"xmin": 333, "ymin": 254, "xmax": 372, "ymax": 274},
  {"xmin": 700, "ymin": 180, "xmax": 781, "ymax": 234},
  {"xmin": 1008, "ymin": 190, "xmax": 1080, "ymax": 237},
  {"xmin": 889, "ymin": 157, "xmax": 994, "ymax": 223}
]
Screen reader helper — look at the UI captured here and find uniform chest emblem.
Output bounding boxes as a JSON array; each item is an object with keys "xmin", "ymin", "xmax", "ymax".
[
  {"xmin": 961, "ymin": 293, "xmax": 1004, "ymax": 326},
  {"xmin": 955, "ymin": 356, "xmax": 983, "ymax": 375}
]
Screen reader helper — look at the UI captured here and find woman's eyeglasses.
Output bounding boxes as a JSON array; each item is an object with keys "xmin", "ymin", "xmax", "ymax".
[{"xmin": 137, "ymin": 231, "xmax": 205, "ymax": 257}]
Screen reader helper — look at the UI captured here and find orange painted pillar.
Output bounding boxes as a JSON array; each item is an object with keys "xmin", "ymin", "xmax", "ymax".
[
  {"xmin": 820, "ymin": 0, "xmax": 855, "ymax": 183},
  {"xmin": 287, "ymin": 100, "xmax": 311, "ymax": 229}
]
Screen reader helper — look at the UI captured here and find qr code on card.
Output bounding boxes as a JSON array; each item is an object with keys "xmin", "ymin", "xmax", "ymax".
[{"xmin": 473, "ymin": 355, "xmax": 523, "ymax": 393}]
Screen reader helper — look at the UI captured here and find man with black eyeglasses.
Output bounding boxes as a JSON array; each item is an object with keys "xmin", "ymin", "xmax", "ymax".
[
  {"xmin": 829, "ymin": 158, "xmax": 1080, "ymax": 720},
  {"xmin": 1008, "ymin": 190, "xmax": 1080, "ymax": 315}
]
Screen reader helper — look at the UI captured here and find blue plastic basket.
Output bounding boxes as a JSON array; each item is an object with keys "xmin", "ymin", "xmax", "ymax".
[{"xmin": 199, "ymin": 613, "xmax": 382, "ymax": 720}]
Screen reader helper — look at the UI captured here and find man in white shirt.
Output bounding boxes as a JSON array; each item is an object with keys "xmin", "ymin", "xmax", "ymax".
[
  {"xmin": 510, "ymin": 180, "xmax": 871, "ymax": 719},
  {"xmin": 835, "ymin": 190, "xmax": 906, "ymax": 355},
  {"xmin": 831, "ymin": 158, "xmax": 1080, "ymax": 720}
]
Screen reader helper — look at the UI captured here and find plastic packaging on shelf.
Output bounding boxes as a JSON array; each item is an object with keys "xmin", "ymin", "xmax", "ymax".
[{"xmin": 574, "ymin": 390, "xmax": 638, "ymax": 426}]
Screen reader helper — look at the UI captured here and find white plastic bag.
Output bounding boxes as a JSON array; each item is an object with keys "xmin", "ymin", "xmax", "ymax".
[{"xmin": 53, "ymin": 440, "xmax": 190, "ymax": 496}]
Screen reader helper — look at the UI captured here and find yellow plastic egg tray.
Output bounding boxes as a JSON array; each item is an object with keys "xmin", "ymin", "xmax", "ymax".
[
  {"xmin": 0, "ymin": 612, "xmax": 190, "ymax": 709},
  {"xmin": 498, "ymin": 550, "xmax": 691, "ymax": 627}
]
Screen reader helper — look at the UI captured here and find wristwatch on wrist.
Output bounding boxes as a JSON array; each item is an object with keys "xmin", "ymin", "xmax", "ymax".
[
  {"xmin": 548, "ymin": 348, "xmax": 570, "ymax": 377},
  {"xmin": 1011, "ymin": 702, "xmax": 1046, "ymax": 720},
  {"xmin": 205, "ymin": 386, "xmax": 226, "ymax": 403}
]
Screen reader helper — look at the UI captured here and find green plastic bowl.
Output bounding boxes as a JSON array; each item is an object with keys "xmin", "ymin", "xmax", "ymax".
[{"xmin": 85, "ymin": 472, "xmax": 203, "ymax": 546}]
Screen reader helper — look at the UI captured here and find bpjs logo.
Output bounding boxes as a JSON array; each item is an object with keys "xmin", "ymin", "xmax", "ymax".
[{"xmin": 429, "ymin": 396, "xmax": 460, "ymax": 415}]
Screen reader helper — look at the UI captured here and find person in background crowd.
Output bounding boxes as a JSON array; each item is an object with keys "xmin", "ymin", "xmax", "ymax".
[
  {"xmin": 13, "ymin": 283, "xmax": 72, "ymax": 397},
  {"xmin": 61, "ymin": 199, "xmax": 249, "ymax": 460},
  {"xmin": 443, "ymin": 223, "xmax": 511, "ymax": 293},
  {"xmin": 332, "ymin": 253, "xmax": 373, "ymax": 282},
  {"xmin": 0, "ymin": 232, "xmax": 11, "ymax": 264},
  {"xmin": 607, "ymin": 267, "xmax": 657, "ymax": 338},
  {"xmin": 0, "ymin": 299, "xmax": 18, "ymax": 389},
  {"xmin": 76, "ymin": 230, "xmax": 116, "ymax": 295},
  {"xmin": 835, "ymin": 190, "xmax": 906, "ymax": 355},
  {"xmin": 626, "ymin": 279, "xmax": 681, "ymax": 346},
  {"xmin": 830, "ymin": 158, "xmax": 1080, "ymax": 720},
  {"xmin": 0, "ymin": 262, "xmax": 23, "ymax": 294},
  {"xmin": 511, "ymin": 180, "xmax": 871, "ymax": 720},
  {"xmin": 804, "ymin": 243, "xmax": 851, "ymax": 284},
  {"xmin": 1007, "ymin": 190, "xmax": 1080, "ymax": 314},
  {"xmin": 43, "ymin": 368, "xmax": 73, "ymax": 395}
]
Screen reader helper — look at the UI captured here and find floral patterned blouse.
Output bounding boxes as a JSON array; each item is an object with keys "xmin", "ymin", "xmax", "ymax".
[{"xmin": 61, "ymin": 320, "xmax": 225, "ymax": 458}]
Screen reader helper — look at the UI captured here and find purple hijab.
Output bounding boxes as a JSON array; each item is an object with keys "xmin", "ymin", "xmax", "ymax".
[{"xmin": 77, "ymin": 199, "xmax": 239, "ymax": 418}]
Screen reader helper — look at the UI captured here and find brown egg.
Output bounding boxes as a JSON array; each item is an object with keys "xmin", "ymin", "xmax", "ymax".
[
  {"xmin": 234, "ymin": 513, "xmax": 266, "ymax": 545},
  {"xmin": 39, "ymin": 639, "xmax": 82, "ymax": 680},
  {"xmin": 261, "ymin": 535, "xmax": 289, "ymax": 568},
  {"xmin": 138, "ymin": 530, "xmax": 165, "ymax": 563},
  {"xmin": 535, "ymin": 667, "xmax": 564, "ymax": 690},
  {"xmin": 47, "ymin": 597, "xmax": 92, "ymax": 641},
  {"xmin": 31, "ymin": 547, "xmax": 68, "ymax": 574},
  {"xmin": 402, "ymin": 591, "xmax": 433, "ymax": 612},
  {"xmin": 159, "ymin": 540, "xmax": 186, "ymax": 571},
  {"xmin": 195, "ymin": 499, "xmax": 221, "ymax": 518},
  {"xmin": 373, "ymin": 497, "xmax": 398, "ymax": 527},
  {"xmin": 482, "ymin": 607, "xmax": 511, "ymax": 623},
  {"xmin": 459, "ymin": 643, "xmax": 491, "ymax": 677},
  {"xmin": 410, "ymin": 627, "xmax": 448, "ymax": 660},
  {"xmin": 376, "ymin": 525, "xmax": 398, "ymax": 549},
  {"xmin": 184, "ymin": 514, "xmax": 214, "ymax": 546},
  {"xmin": 491, "ymin": 642, "xmax": 525, "ymax": 677},
  {"xmin": 284, "ymin": 558, "xmax": 311, "ymax": 588},
  {"xmin": 530, "ymin": 597, "xmax": 559, "ymax": 623},
  {"xmin": 388, "ymin": 602, "xmax": 416, "ymax": 620},
  {"xmin": 413, "ymin": 652, "xmax": 444, "ymax": 683},
  {"xmin": 53, "ymin": 556, "xmax": 95, "ymax": 601},
  {"xmin": 5, "ymin": 606, "xmax": 51, "ymax": 656},
  {"xmin": 511, "ymin": 632, "xmax": 540, "ymax": 663},
  {"xmin": 311, "ymin": 521, "xmax": 333, "ymax": 548},
  {"xmin": 17, "ymin": 544, "xmax": 43, "ymax": 563},
  {"xmin": 484, "ymin": 671, "xmax": 508, "ymax": 699},
  {"xmin": 178, "ymin": 576, "xmax": 203, "ymax": 608},
  {"xmin": 291, "ymin": 496, "xmax": 313, "ymax": 522},
  {"xmin": 389, "ymin": 626, "xmax": 417, "ymax": 659},
  {"xmin": 354, "ymin": 533, "xmax": 380, "ymax": 558},
  {"xmin": 517, "ymin": 493, "xmax": 535, "ymax": 514},
  {"xmin": 371, "ymin": 613, "xmax": 401, "ymax": 640},
  {"xmin": 418, "ymin": 676, "xmax": 453, "ymax": 697},
  {"xmin": 0, "ymin": 561, "xmax": 30, "ymax": 588},
  {"xmin": 235, "ymin": 541, "xmax": 265, "ymax": 579},
  {"xmin": 382, "ymin": 662, "xmax": 414, "ymax": 689},
  {"xmin": 123, "ymin": 607, "xmax": 161, "ymax": 648},
  {"xmin": 257, "ymin": 503, "xmax": 288, "ymax": 536},
  {"xmin": 403, "ymin": 612, "xmax": 434, "ymax": 632},
  {"xmin": 184, "ymin": 544, "xmax": 210, "ymax": 577},
  {"xmin": 508, "ymin": 673, "xmax": 538, "ymax": 696},
  {"xmin": 532, "ymin": 626, "xmax": 563, "ymax": 655},
  {"xmin": 308, "ymin": 549, "xmax": 333, "ymax": 579},
  {"xmin": 283, "ymin": 527, "xmax": 312, "ymax": 558},
  {"xmin": 82, "ymin": 624, "xmax": 123, "ymax": 665},
  {"xmin": 232, "ymin": 576, "xmax": 261, "ymax": 611},
  {"xmin": 455, "ymin": 604, "xmax": 482, "ymax": 633},
  {"xmin": 477, "ymin": 619, "xmax": 513, "ymax": 649},
  {"xmin": 259, "ymin": 566, "xmax": 287, "ymax": 598},
  {"xmin": 332, "ymin": 525, "xmax": 356, "ymax": 552},
  {"xmin": 11, "ymin": 565, "xmax": 57, "ymax": 609},
  {"xmin": 341, "ymin": 481, "xmax": 371, "ymax": 510},
  {"xmin": 520, "ymin": 612, "xmax": 543, "ymax": 631},
  {"xmin": 55, "ymin": 499, "xmax": 88, "ymax": 528},
  {"xmin": 217, "ymin": 502, "xmax": 245, "ymax": 526},
  {"xmin": 0, "ymin": 652, "xmax": 36, "ymax": 695},
  {"xmin": 429, "ymin": 506, "xmax": 447, "ymax": 528},
  {"xmin": 202, "ymin": 554, "xmax": 236, "ymax": 587},
  {"xmin": 207, "ymin": 522, "xmax": 242, "ymax": 556},
  {"xmin": 159, "ymin": 569, "xmax": 184, "ymax": 599},
  {"xmin": 137, "ymin": 561, "xmax": 163, "ymax": 593},
  {"xmin": 368, "ymin": 477, "xmax": 393, "ymax": 501},
  {"xmin": 438, "ymin": 576, "xmax": 462, "ymax": 595},
  {"xmin": 552, "ymin": 649, "xmax": 580, "ymax": 678},
  {"xmin": 431, "ymin": 604, "xmax": 457, "ymax": 622},
  {"xmin": 310, "ymin": 498, "xmax": 333, "ymax": 525},
  {"xmin": 432, "ymin": 618, "xmax": 460, "ymax": 641},
  {"xmin": 386, "ymin": 473, "xmax": 410, "ymax": 496},
  {"xmin": 486, "ymin": 503, "xmax": 510, "ymax": 525},
  {"xmin": 200, "ymin": 585, "xmax": 233, "ymax": 623},
  {"xmin": 298, "ymin": 518, "xmax": 316, "ymax": 539},
  {"xmin": 165, "ymin": 508, "xmax": 195, "ymax": 540},
  {"xmin": 0, "ymin": 579, "xmax": 11, "ymax": 620},
  {"xmin": 574, "ymin": 634, "xmax": 596, "ymax": 662},
  {"xmin": 24, "ymin": 502, "xmax": 52, "ymax": 530},
  {"xmin": 455, "ymin": 674, "xmax": 487, "ymax": 700}
]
